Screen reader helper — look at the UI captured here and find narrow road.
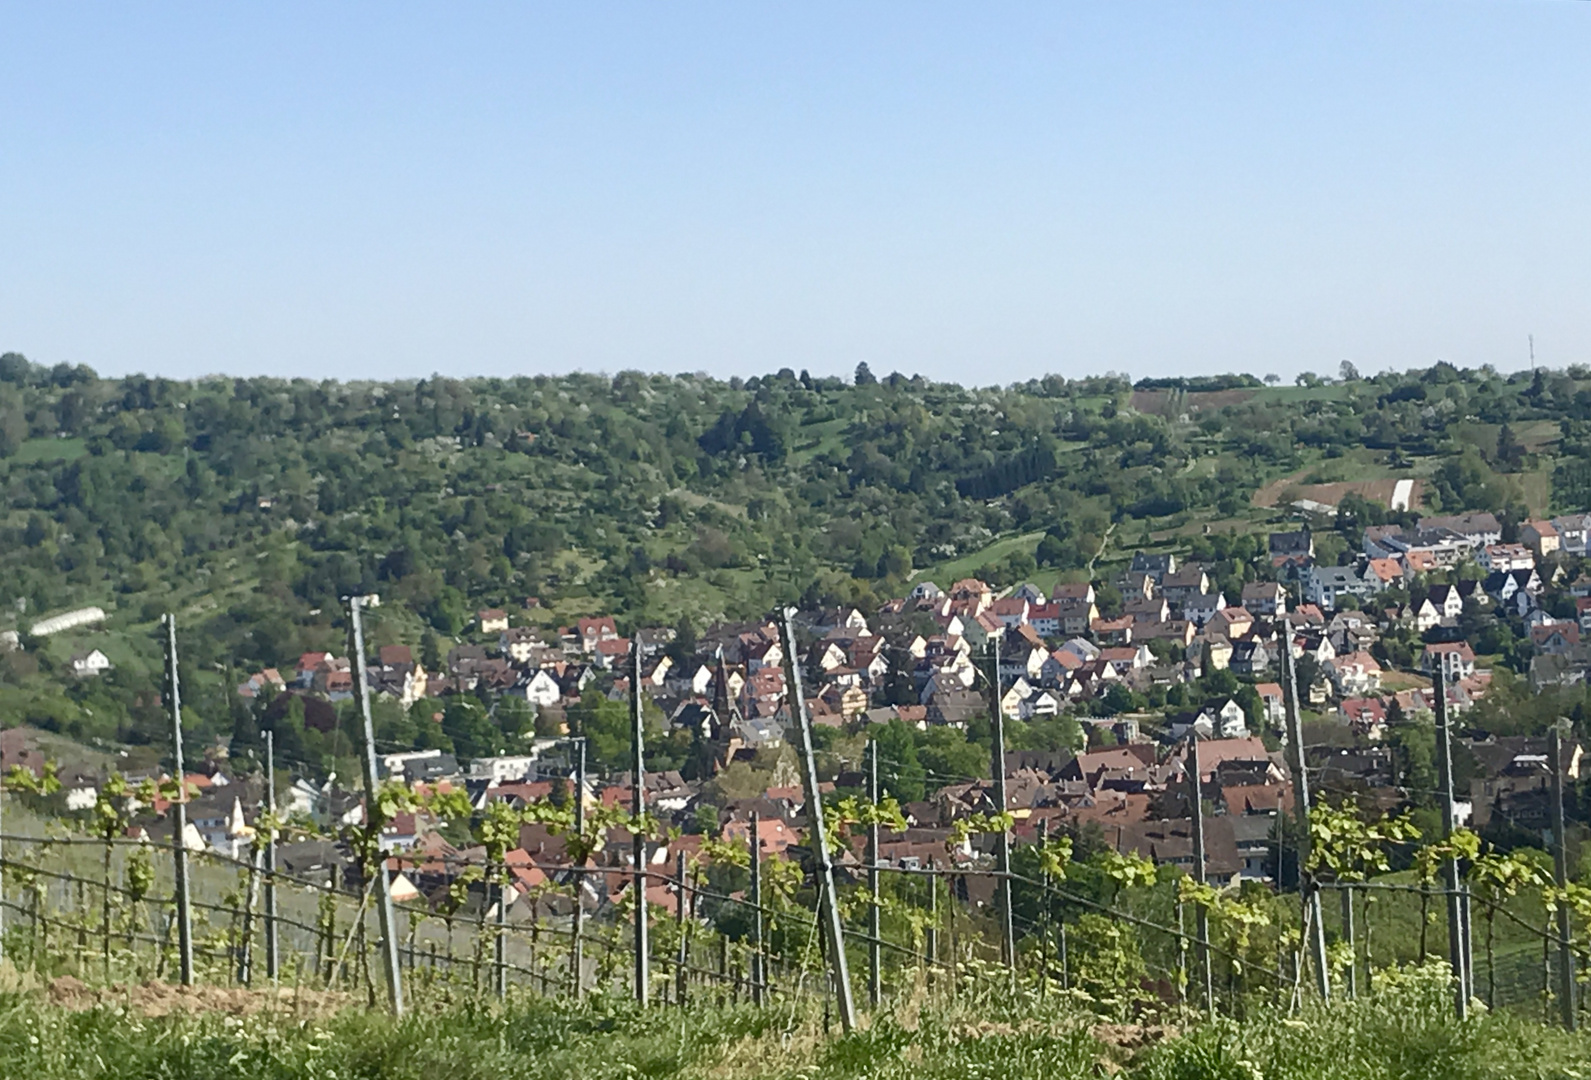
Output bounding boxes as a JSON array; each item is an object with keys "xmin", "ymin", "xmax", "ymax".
[{"xmin": 1087, "ymin": 521, "xmax": 1116, "ymax": 575}]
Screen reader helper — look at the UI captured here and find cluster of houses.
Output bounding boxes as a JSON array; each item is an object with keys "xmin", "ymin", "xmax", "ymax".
[{"xmin": 11, "ymin": 506, "xmax": 1590, "ymax": 927}]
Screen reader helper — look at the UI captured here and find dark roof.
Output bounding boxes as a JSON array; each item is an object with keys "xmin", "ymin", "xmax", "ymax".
[
  {"xmin": 1130, "ymin": 553, "xmax": 1175, "ymax": 575},
  {"xmin": 1111, "ymin": 816, "xmax": 1242, "ymax": 880},
  {"xmin": 1269, "ymin": 529, "xmax": 1312, "ymax": 556}
]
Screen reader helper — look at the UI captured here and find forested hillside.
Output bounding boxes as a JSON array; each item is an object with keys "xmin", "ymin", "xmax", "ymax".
[{"xmin": 3, "ymin": 351, "xmax": 1590, "ymax": 744}]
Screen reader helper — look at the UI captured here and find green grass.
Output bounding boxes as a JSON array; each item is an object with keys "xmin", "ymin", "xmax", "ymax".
[
  {"xmin": 10, "ymin": 437, "xmax": 87, "ymax": 464},
  {"xmin": 0, "ymin": 968, "xmax": 1585, "ymax": 1080},
  {"xmin": 789, "ymin": 417, "xmax": 851, "ymax": 465},
  {"xmin": 918, "ymin": 531, "xmax": 1045, "ymax": 589}
]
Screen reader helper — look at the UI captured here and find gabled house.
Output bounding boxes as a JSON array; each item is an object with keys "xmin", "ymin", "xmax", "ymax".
[
  {"xmin": 1194, "ymin": 633, "xmax": 1234, "ymax": 672},
  {"xmin": 1256, "ymin": 682, "xmax": 1286, "ymax": 729},
  {"xmin": 1411, "ymin": 596, "xmax": 1444, "ymax": 633},
  {"xmin": 1483, "ymin": 568, "xmax": 1542, "ymax": 606},
  {"xmin": 1026, "ymin": 601, "xmax": 1063, "ymax": 638},
  {"xmin": 1091, "ymin": 614, "xmax": 1135, "ymax": 644},
  {"xmin": 236, "ymin": 668, "xmax": 287, "ymax": 699},
  {"xmin": 1098, "ymin": 645, "xmax": 1153, "ymax": 676},
  {"xmin": 1363, "ymin": 558, "xmax": 1404, "ymax": 591},
  {"xmin": 989, "ymin": 597, "xmax": 1031, "ymax": 628},
  {"xmin": 1269, "ymin": 529, "xmax": 1314, "ymax": 570},
  {"xmin": 999, "ymin": 639, "xmax": 1050, "ymax": 682},
  {"xmin": 1208, "ymin": 606, "xmax": 1254, "ymax": 641},
  {"xmin": 809, "ymin": 639, "xmax": 850, "ymax": 672},
  {"xmin": 478, "ymin": 609, "xmax": 510, "ymax": 634},
  {"xmin": 1420, "ymin": 512, "xmax": 1502, "ymax": 548},
  {"xmin": 1050, "ymin": 581, "xmax": 1097, "ymax": 605},
  {"xmin": 1129, "ymin": 552, "xmax": 1177, "ymax": 583},
  {"xmin": 1229, "ymin": 640, "xmax": 1272, "ymax": 677},
  {"xmin": 1241, "ymin": 581, "xmax": 1288, "ymax": 617},
  {"xmin": 1479, "ymin": 543, "xmax": 1535, "ymax": 574},
  {"xmin": 1339, "ymin": 697, "xmax": 1388, "ymax": 739},
  {"xmin": 1550, "ymin": 514, "xmax": 1591, "ymax": 557},
  {"xmin": 1124, "ymin": 595, "xmax": 1171, "ymax": 625},
  {"xmin": 1134, "ymin": 618, "xmax": 1195, "ymax": 648},
  {"xmin": 925, "ymin": 687, "xmax": 984, "ymax": 728},
  {"xmin": 947, "ymin": 579, "xmax": 995, "ymax": 618},
  {"xmin": 1423, "ymin": 642, "xmax": 1477, "ymax": 681},
  {"xmin": 1326, "ymin": 651, "xmax": 1382, "ymax": 697},
  {"xmin": 1530, "ymin": 623, "xmax": 1581, "ymax": 656},
  {"xmin": 1168, "ymin": 699, "xmax": 1249, "ymax": 740},
  {"xmin": 1304, "ymin": 565, "xmax": 1375, "ymax": 610},
  {"xmin": 591, "ymin": 636, "xmax": 633, "ymax": 671},
  {"xmin": 1163, "ymin": 567, "xmax": 1211, "ymax": 605},
  {"xmin": 575, "ymin": 616, "xmax": 620, "ymax": 654},
  {"xmin": 1184, "ymin": 591, "xmax": 1228, "ymax": 626},
  {"xmin": 522, "ymin": 669, "xmax": 562, "ymax": 708},
  {"xmin": 500, "ymin": 627, "xmax": 543, "ymax": 664},
  {"xmin": 70, "ymin": 649, "xmax": 113, "ymax": 678},
  {"xmin": 1054, "ymin": 598, "xmax": 1099, "ymax": 637},
  {"xmin": 1427, "ymin": 583, "xmax": 1465, "ymax": 622}
]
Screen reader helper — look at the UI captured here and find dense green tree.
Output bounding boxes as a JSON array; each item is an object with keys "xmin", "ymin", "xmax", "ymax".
[{"xmin": 867, "ymin": 718, "xmax": 927, "ymax": 803}]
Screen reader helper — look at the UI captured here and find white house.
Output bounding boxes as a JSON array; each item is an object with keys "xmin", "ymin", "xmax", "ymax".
[
  {"xmin": 467, "ymin": 755, "xmax": 540, "ymax": 784},
  {"xmin": 1304, "ymin": 566, "xmax": 1375, "ymax": 610},
  {"xmin": 1241, "ymin": 582, "xmax": 1288, "ymax": 617},
  {"xmin": 1478, "ymin": 544, "xmax": 1535, "ymax": 574},
  {"xmin": 1326, "ymin": 651, "xmax": 1383, "ymax": 697},
  {"xmin": 1184, "ymin": 592, "xmax": 1228, "ymax": 625},
  {"xmin": 522, "ymin": 669, "xmax": 562, "ymax": 707},
  {"xmin": 1422, "ymin": 642, "xmax": 1477, "ymax": 681},
  {"xmin": 1256, "ymin": 683, "xmax": 1286, "ymax": 729},
  {"xmin": 1411, "ymin": 596, "xmax": 1443, "ymax": 633},
  {"xmin": 70, "ymin": 649, "xmax": 112, "ymax": 677}
]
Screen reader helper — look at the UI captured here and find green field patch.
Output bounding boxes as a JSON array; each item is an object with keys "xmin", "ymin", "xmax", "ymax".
[
  {"xmin": 918, "ymin": 531, "xmax": 1044, "ymax": 588},
  {"xmin": 10, "ymin": 437, "xmax": 87, "ymax": 464}
]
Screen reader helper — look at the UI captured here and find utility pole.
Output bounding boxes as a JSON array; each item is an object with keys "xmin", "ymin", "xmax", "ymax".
[
  {"xmin": 163, "ymin": 614, "xmax": 195, "ymax": 987},
  {"xmin": 571, "ymin": 736, "xmax": 586, "ymax": 999},
  {"xmin": 1550, "ymin": 721, "xmax": 1577, "ymax": 1030},
  {"xmin": 1433, "ymin": 665, "xmax": 1468, "ymax": 1019},
  {"xmin": 674, "ymin": 849, "xmax": 689, "ymax": 1006},
  {"xmin": 780, "ymin": 607, "xmax": 856, "ymax": 1032},
  {"xmin": 630, "ymin": 640, "xmax": 650, "ymax": 1006},
  {"xmin": 985, "ymin": 635, "xmax": 1015, "ymax": 974},
  {"xmin": 749, "ymin": 810, "xmax": 765, "ymax": 1006},
  {"xmin": 1341, "ymin": 887, "xmax": 1357, "ymax": 999},
  {"xmin": 1037, "ymin": 818, "xmax": 1050, "ymax": 995},
  {"xmin": 264, "ymin": 729, "xmax": 279, "ymax": 983},
  {"xmin": 1188, "ymin": 733, "xmax": 1214, "ymax": 1015},
  {"xmin": 347, "ymin": 595, "xmax": 404, "ymax": 1016},
  {"xmin": 494, "ymin": 861, "xmax": 508, "ymax": 999},
  {"xmin": 1282, "ymin": 641, "xmax": 1329, "ymax": 1002},
  {"xmin": 867, "ymin": 738, "xmax": 882, "ymax": 1006},
  {"xmin": 0, "ymin": 693, "xmax": 5, "ymax": 963},
  {"xmin": 925, "ymin": 857, "xmax": 939, "ymax": 979}
]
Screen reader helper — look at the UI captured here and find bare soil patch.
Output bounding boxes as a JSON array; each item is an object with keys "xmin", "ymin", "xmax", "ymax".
[
  {"xmin": 1091, "ymin": 1022, "xmax": 1178, "ymax": 1050},
  {"xmin": 1251, "ymin": 476, "xmax": 1422, "ymax": 511}
]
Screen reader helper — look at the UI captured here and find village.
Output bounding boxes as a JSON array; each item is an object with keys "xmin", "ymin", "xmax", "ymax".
[{"xmin": 9, "ymin": 507, "xmax": 1590, "ymax": 928}]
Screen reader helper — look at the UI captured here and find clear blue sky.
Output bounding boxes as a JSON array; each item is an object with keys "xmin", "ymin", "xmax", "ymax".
[{"xmin": 3, "ymin": 3, "xmax": 1588, "ymax": 384}]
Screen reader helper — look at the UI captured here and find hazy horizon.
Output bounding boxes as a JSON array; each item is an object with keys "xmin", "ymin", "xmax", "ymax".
[{"xmin": 4, "ymin": 3, "xmax": 1588, "ymax": 384}]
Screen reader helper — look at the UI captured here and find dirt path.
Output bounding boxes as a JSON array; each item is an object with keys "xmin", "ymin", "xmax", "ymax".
[{"xmin": 1087, "ymin": 522, "xmax": 1116, "ymax": 574}]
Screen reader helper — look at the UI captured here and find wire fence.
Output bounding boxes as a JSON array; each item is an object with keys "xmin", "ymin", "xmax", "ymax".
[{"xmin": 0, "ymin": 811, "xmax": 1587, "ymax": 1032}]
